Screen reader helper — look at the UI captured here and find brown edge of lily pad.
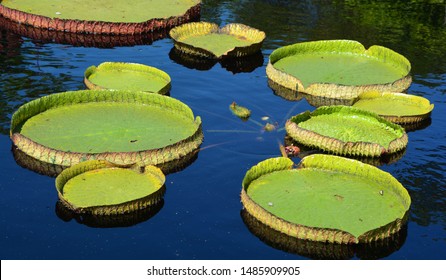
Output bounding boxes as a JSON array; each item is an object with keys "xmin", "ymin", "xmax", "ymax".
[
  {"xmin": 169, "ymin": 21, "xmax": 266, "ymax": 59},
  {"xmin": 0, "ymin": 14, "xmax": 168, "ymax": 47},
  {"xmin": 240, "ymin": 156, "xmax": 410, "ymax": 244},
  {"xmin": 84, "ymin": 62, "xmax": 172, "ymax": 95},
  {"xmin": 285, "ymin": 106, "xmax": 408, "ymax": 157},
  {"xmin": 55, "ymin": 160, "xmax": 166, "ymax": 215},
  {"xmin": 0, "ymin": 2, "xmax": 201, "ymax": 35}
]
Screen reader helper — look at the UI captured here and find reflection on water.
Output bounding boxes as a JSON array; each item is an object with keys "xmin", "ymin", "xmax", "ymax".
[
  {"xmin": 0, "ymin": 0, "xmax": 445, "ymax": 259},
  {"xmin": 55, "ymin": 199, "xmax": 165, "ymax": 228},
  {"xmin": 241, "ymin": 210, "xmax": 408, "ymax": 260}
]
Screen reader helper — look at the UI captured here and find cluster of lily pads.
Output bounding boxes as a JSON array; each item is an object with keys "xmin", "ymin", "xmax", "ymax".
[{"xmin": 3, "ymin": 0, "xmax": 435, "ymax": 252}]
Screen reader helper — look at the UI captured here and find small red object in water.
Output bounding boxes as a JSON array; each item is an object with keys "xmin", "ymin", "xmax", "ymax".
[{"xmin": 285, "ymin": 145, "xmax": 300, "ymax": 156}]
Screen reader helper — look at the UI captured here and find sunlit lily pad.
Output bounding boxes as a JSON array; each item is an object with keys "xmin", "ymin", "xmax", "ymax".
[
  {"xmin": 241, "ymin": 155, "xmax": 411, "ymax": 244},
  {"xmin": 169, "ymin": 22, "xmax": 266, "ymax": 59},
  {"xmin": 10, "ymin": 90, "xmax": 203, "ymax": 168},
  {"xmin": 285, "ymin": 106, "xmax": 408, "ymax": 157},
  {"xmin": 352, "ymin": 91, "xmax": 434, "ymax": 124},
  {"xmin": 56, "ymin": 160, "xmax": 165, "ymax": 215},
  {"xmin": 84, "ymin": 62, "xmax": 171, "ymax": 95},
  {"xmin": 0, "ymin": 0, "xmax": 201, "ymax": 34},
  {"xmin": 266, "ymin": 40, "xmax": 412, "ymax": 100}
]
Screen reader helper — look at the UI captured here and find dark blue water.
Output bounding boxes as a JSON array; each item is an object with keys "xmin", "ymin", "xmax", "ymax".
[{"xmin": 1, "ymin": 0, "xmax": 445, "ymax": 259}]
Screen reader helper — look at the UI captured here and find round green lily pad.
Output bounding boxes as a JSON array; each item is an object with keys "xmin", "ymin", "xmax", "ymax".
[
  {"xmin": 0, "ymin": 0, "xmax": 201, "ymax": 34},
  {"xmin": 169, "ymin": 22, "xmax": 266, "ymax": 59},
  {"xmin": 10, "ymin": 90, "xmax": 203, "ymax": 168},
  {"xmin": 241, "ymin": 155, "xmax": 411, "ymax": 244},
  {"xmin": 84, "ymin": 62, "xmax": 171, "ymax": 95},
  {"xmin": 56, "ymin": 160, "xmax": 165, "ymax": 215},
  {"xmin": 266, "ymin": 40, "xmax": 412, "ymax": 100},
  {"xmin": 352, "ymin": 91, "xmax": 434, "ymax": 124},
  {"xmin": 285, "ymin": 106, "xmax": 408, "ymax": 157}
]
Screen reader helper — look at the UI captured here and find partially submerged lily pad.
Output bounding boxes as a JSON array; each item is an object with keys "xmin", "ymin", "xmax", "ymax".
[
  {"xmin": 84, "ymin": 62, "xmax": 171, "ymax": 95},
  {"xmin": 169, "ymin": 22, "xmax": 265, "ymax": 59},
  {"xmin": 0, "ymin": 0, "xmax": 201, "ymax": 34},
  {"xmin": 286, "ymin": 106, "xmax": 408, "ymax": 157},
  {"xmin": 229, "ymin": 101, "xmax": 251, "ymax": 120},
  {"xmin": 266, "ymin": 40, "xmax": 412, "ymax": 100},
  {"xmin": 10, "ymin": 90, "xmax": 203, "ymax": 168},
  {"xmin": 56, "ymin": 160, "xmax": 165, "ymax": 215},
  {"xmin": 241, "ymin": 155, "xmax": 411, "ymax": 244},
  {"xmin": 352, "ymin": 91, "xmax": 434, "ymax": 124}
]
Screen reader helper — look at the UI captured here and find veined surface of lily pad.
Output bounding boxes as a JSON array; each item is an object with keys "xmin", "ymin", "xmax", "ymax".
[
  {"xmin": 352, "ymin": 91, "xmax": 434, "ymax": 124},
  {"xmin": 285, "ymin": 106, "xmax": 408, "ymax": 157},
  {"xmin": 56, "ymin": 160, "xmax": 165, "ymax": 215},
  {"xmin": 241, "ymin": 155, "xmax": 410, "ymax": 244},
  {"xmin": 84, "ymin": 62, "xmax": 171, "ymax": 95},
  {"xmin": 266, "ymin": 40, "xmax": 412, "ymax": 99},
  {"xmin": 0, "ymin": 0, "xmax": 201, "ymax": 34},
  {"xmin": 10, "ymin": 90, "xmax": 203, "ymax": 168},
  {"xmin": 169, "ymin": 22, "xmax": 265, "ymax": 59}
]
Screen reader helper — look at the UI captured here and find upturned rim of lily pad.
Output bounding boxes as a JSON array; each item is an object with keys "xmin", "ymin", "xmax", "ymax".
[
  {"xmin": 56, "ymin": 160, "xmax": 166, "ymax": 215},
  {"xmin": 84, "ymin": 62, "xmax": 171, "ymax": 95},
  {"xmin": 169, "ymin": 21, "xmax": 266, "ymax": 59},
  {"xmin": 10, "ymin": 89, "xmax": 203, "ymax": 168},
  {"xmin": 266, "ymin": 40, "xmax": 412, "ymax": 100},
  {"xmin": 241, "ymin": 155, "xmax": 411, "ymax": 244},
  {"xmin": 285, "ymin": 106, "xmax": 408, "ymax": 157},
  {"xmin": 0, "ymin": 0, "xmax": 201, "ymax": 35},
  {"xmin": 352, "ymin": 91, "xmax": 434, "ymax": 124}
]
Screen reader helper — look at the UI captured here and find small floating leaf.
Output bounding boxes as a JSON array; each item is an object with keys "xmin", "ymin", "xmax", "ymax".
[{"xmin": 229, "ymin": 101, "xmax": 251, "ymax": 120}]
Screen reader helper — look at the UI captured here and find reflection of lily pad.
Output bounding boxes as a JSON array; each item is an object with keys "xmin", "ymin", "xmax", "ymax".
[
  {"xmin": 266, "ymin": 40, "xmax": 412, "ymax": 99},
  {"xmin": 352, "ymin": 91, "xmax": 434, "ymax": 124},
  {"xmin": 241, "ymin": 155, "xmax": 411, "ymax": 244},
  {"xmin": 56, "ymin": 160, "xmax": 165, "ymax": 215},
  {"xmin": 286, "ymin": 106, "xmax": 408, "ymax": 157},
  {"xmin": 169, "ymin": 22, "xmax": 265, "ymax": 59},
  {"xmin": 84, "ymin": 62, "xmax": 171, "ymax": 95},
  {"xmin": 55, "ymin": 199, "xmax": 164, "ymax": 228},
  {"xmin": 0, "ymin": 0, "xmax": 201, "ymax": 34},
  {"xmin": 10, "ymin": 90, "xmax": 203, "ymax": 168},
  {"xmin": 0, "ymin": 15, "xmax": 168, "ymax": 48},
  {"xmin": 241, "ymin": 209, "xmax": 407, "ymax": 259}
]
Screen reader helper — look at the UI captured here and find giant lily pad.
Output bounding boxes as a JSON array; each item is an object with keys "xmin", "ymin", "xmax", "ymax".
[
  {"xmin": 352, "ymin": 91, "xmax": 434, "ymax": 124},
  {"xmin": 266, "ymin": 40, "xmax": 412, "ymax": 100},
  {"xmin": 56, "ymin": 160, "xmax": 165, "ymax": 215},
  {"xmin": 10, "ymin": 90, "xmax": 203, "ymax": 168},
  {"xmin": 0, "ymin": 0, "xmax": 201, "ymax": 35},
  {"xmin": 169, "ymin": 22, "xmax": 266, "ymax": 59},
  {"xmin": 241, "ymin": 155, "xmax": 411, "ymax": 244},
  {"xmin": 84, "ymin": 62, "xmax": 171, "ymax": 95},
  {"xmin": 285, "ymin": 106, "xmax": 408, "ymax": 157}
]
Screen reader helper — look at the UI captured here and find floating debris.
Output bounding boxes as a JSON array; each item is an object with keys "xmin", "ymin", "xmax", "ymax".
[{"xmin": 229, "ymin": 101, "xmax": 251, "ymax": 120}]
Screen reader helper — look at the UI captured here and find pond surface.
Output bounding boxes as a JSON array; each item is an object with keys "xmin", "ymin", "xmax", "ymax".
[{"xmin": 1, "ymin": 0, "xmax": 445, "ymax": 259}]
